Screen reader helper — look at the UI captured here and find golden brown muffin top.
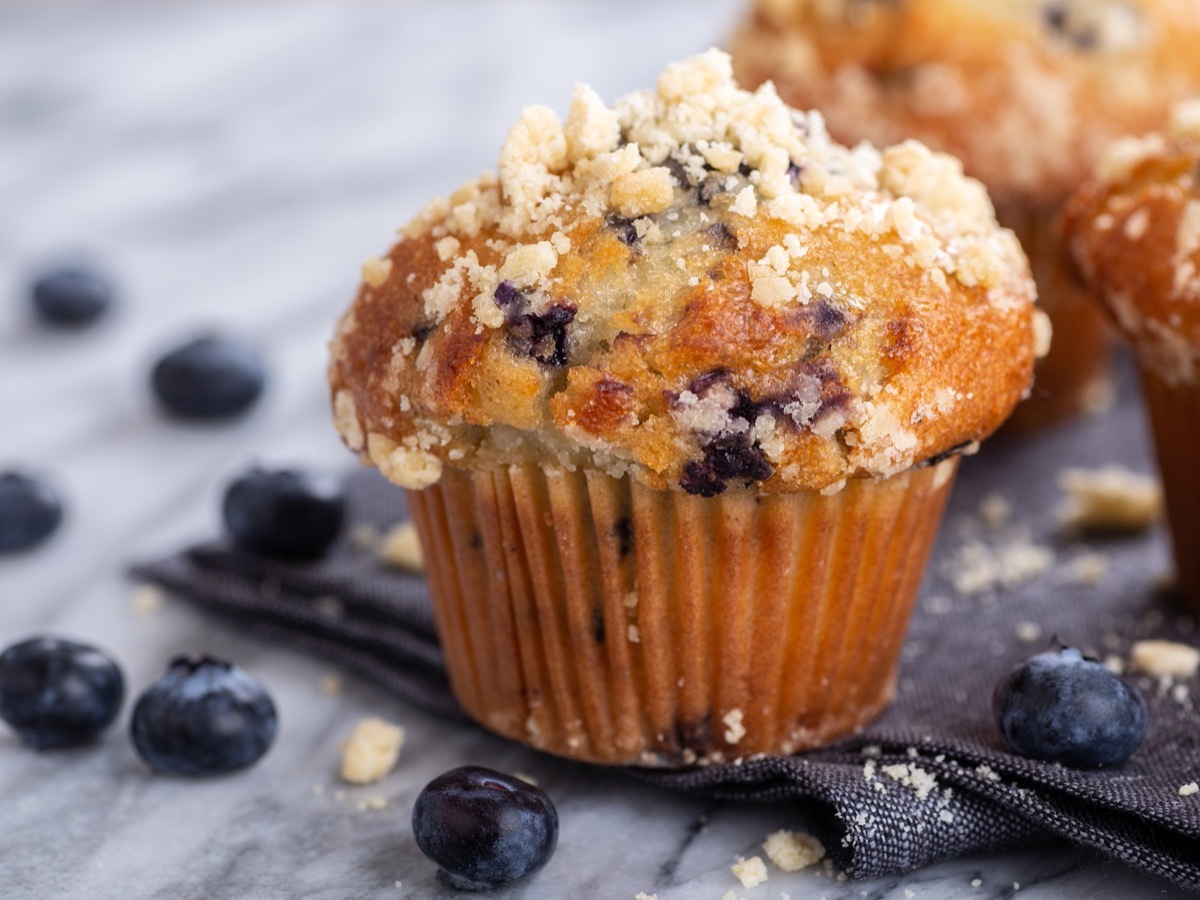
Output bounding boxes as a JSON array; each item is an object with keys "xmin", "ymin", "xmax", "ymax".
[
  {"xmin": 730, "ymin": 0, "xmax": 1200, "ymax": 205},
  {"xmin": 328, "ymin": 50, "xmax": 1042, "ymax": 495},
  {"xmin": 1062, "ymin": 100, "xmax": 1200, "ymax": 386}
]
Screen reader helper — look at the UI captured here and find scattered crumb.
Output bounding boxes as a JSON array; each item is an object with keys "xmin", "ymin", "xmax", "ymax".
[
  {"xmin": 1129, "ymin": 640, "xmax": 1200, "ymax": 678},
  {"xmin": 762, "ymin": 829, "xmax": 825, "ymax": 871},
  {"xmin": 1104, "ymin": 654, "xmax": 1126, "ymax": 675},
  {"xmin": 723, "ymin": 709, "xmax": 746, "ymax": 745},
  {"xmin": 1180, "ymin": 783, "xmax": 1199, "ymax": 796},
  {"xmin": 881, "ymin": 762, "xmax": 938, "ymax": 800},
  {"xmin": 905, "ymin": 891, "xmax": 916, "ymax": 899},
  {"xmin": 350, "ymin": 522, "xmax": 382, "ymax": 552},
  {"xmin": 357, "ymin": 795, "xmax": 389, "ymax": 811},
  {"xmin": 319, "ymin": 673, "xmax": 344, "ymax": 696},
  {"xmin": 378, "ymin": 521, "xmax": 425, "ymax": 572},
  {"xmin": 974, "ymin": 764, "xmax": 1001, "ymax": 783},
  {"xmin": 130, "ymin": 584, "xmax": 164, "ymax": 617},
  {"xmin": 1080, "ymin": 376, "xmax": 1116, "ymax": 416},
  {"xmin": 732, "ymin": 856, "xmax": 769, "ymax": 888},
  {"xmin": 1016, "ymin": 622, "xmax": 1042, "ymax": 644},
  {"xmin": 628, "ymin": 624, "xmax": 641, "ymax": 643},
  {"xmin": 1064, "ymin": 552, "xmax": 1108, "ymax": 586},
  {"xmin": 978, "ymin": 493, "xmax": 1012, "ymax": 529},
  {"xmin": 633, "ymin": 893, "xmax": 658, "ymax": 900},
  {"xmin": 938, "ymin": 809, "xmax": 954, "ymax": 824},
  {"xmin": 1013, "ymin": 883, "xmax": 1021, "ymax": 891},
  {"xmin": 722, "ymin": 892, "xmax": 737, "ymax": 900},
  {"xmin": 944, "ymin": 535, "xmax": 1053, "ymax": 595},
  {"xmin": 314, "ymin": 595, "xmax": 346, "ymax": 620},
  {"xmin": 1058, "ymin": 466, "xmax": 1163, "ymax": 533},
  {"xmin": 340, "ymin": 717, "xmax": 405, "ymax": 784},
  {"xmin": 395, "ymin": 880, "xmax": 403, "ymax": 890},
  {"xmin": 971, "ymin": 877, "xmax": 983, "ymax": 888}
]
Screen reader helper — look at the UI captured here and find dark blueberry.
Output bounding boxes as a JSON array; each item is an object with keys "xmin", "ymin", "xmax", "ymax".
[
  {"xmin": 993, "ymin": 646, "xmax": 1147, "ymax": 768},
  {"xmin": 506, "ymin": 304, "xmax": 575, "ymax": 367},
  {"xmin": 679, "ymin": 458, "xmax": 726, "ymax": 497},
  {"xmin": 493, "ymin": 279, "xmax": 520, "ymax": 307},
  {"xmin": 30, "ymin": 264, "xmax": 115, "ymax": 327},
  {"xmin": 150, "ymin": 335, "xmax": 266, "ymax": 421},
  {"xmin": 131, "ymin": 656, "xmax": 277, "ymax": 776},
  {"xmin": 222, "ymin": 467, "xmax": 345, "ymax": 560},
  {"xmin": 696, "ymin": 174, "xmax": 725, "ymax": 206},
  {"xmin": 0, "ymin": 471, "xmax": 64, "ymax": 553},
  {"xmin": 703, "ymin": 222, "xmax": 737, "ymax": 251},
  {"xmin": 706, "ymin": 432, "xmax": 773, "ymax": 482},
  {"xmin": 605, "ymin": 215, "xmax": 640, "ymax": 247},
  {"xmin": 412, "ymin": 765, "xmax": 558, "ymax": 891},
  {"xmin": 0, "ymin": 637, "xmax": 124, "ymax": 750}
]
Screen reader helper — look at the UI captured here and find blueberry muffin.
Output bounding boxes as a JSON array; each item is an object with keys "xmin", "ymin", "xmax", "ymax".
[
  {"xmin": 730, "ymin": 0, "xmax": 1200, "ymax": 428},
  {"xmin": 1062, "ymin": 100, "xmax": 1200, "ymax": 613},
  {"xmin": 328, "ymin": 50, "xmax": 1044, "ymax": 765}
]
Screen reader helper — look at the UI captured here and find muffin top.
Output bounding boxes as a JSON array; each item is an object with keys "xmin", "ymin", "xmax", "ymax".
[
  {"xmin": 1062, "ymin": 100, "xmax": 1200, "ymax": 386},
  {"xmin": 328, "ymin": 50, "xmax": 1042, "ymax": 496},
  {"xmin": 730, "ymin": 0, "xmax": 1200, "ymax": 205}
]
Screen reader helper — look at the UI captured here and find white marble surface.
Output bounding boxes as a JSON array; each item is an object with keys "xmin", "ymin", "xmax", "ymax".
[{"xmin": 0, "ymin": 3, "xmax": 1191, "ymax": 898}]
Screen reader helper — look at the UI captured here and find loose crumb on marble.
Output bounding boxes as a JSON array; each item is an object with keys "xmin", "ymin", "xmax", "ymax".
[
  {"xmin": 340, "ymin": 717, "xmax": 405, "ymax": 784},
  {"xmin": 971, "ymin": 877, "xmax": 983, "ymax": 888},
  {"xmin": 1180, "ymin": 782, "xmax": 1199, "ymax": 796},
  {"xmin": 378, "ymin": 521, "xmax": 425, "ymax": 572},
  {"xmin": 357, "ymin": 794, "xmax": 389, "ymax": 811},
  {"xmin": 633, "ymin": 893, "xmax": 658, "ymax": 900},
  {"xmin": 721, "ymin": 892, "xmax": 738, "ymax": 900},
  {"xmin": 1058, "ymin": 466, "xmax": 1164, "ymax": 533},
  {"xmin": 762, "ymin": 829, "xmax": 825, "ymax": 871},
  {"xmin": 131, "ymin": 584, "xmax": 165, "ymax": 617},
  {"xmin": 732, "ymin": 855, "xmax": 769, "ymax": 888},
  {"xmin": 1129, "ymin": 640, "xmax": 1200, "ymax": 678},
  {"xmin": 319, "ymin": 673, "xmax": 344, "ymax": 696},
  {"xmin": 905, "ymin": 891, "xmax": 916, "ymax": 899}
]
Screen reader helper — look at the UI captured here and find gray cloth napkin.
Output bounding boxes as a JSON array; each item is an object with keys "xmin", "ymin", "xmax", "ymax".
[{"xmin": 132, "ymin": 356, "xmax": 1200, "ymax": 892}]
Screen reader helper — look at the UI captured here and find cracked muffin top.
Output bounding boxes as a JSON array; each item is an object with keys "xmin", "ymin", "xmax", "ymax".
[
  {"xmin": 730, "ymin": 0, "xmax": 1200, "ymax": 206},
  {"xmin": 328, "ymin": 50, "xmax": 1043, "ymax": 496},
  {"xmin": 1062, "ymin": 100, "xmax": 1200, "ymax": 386}
]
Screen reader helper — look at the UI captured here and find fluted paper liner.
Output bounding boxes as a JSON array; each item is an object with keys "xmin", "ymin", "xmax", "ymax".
[
  {"xmin": 406, "ymin": 459, "xmax": 958, "ymax": 766},
  {"xmin": 1141, "ymin": 370, "xmax": 1200, "ymax": 614}
]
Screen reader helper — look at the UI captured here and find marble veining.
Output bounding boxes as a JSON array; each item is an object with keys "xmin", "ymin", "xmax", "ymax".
[{"xmin": 0, "ymin": 3, "xmax": 1192, "ymax": 898}]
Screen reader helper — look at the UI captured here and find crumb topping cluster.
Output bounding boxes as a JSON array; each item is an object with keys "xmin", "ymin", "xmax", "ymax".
[
  {"xmin": 329, "ymin": 50, "xmax": 1039, "ymax": 494},
  {"xmin": 1063, "ymin": 99, "xmax": 1200, "ymax": 384},
  {"xmin": 732, "ymin": 0, "xmax": 1200, "ymax": 202}
]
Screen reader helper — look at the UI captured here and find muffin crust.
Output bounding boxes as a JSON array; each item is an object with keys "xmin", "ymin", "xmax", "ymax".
[{"xmin": 329, "ymin": 50, "xmax": 1040, "ymax": 495}]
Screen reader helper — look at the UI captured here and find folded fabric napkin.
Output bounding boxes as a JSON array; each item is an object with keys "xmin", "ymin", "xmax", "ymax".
[{"xmin": 132, "ymin": 362, "xmax": 1200, "ymax": 891}]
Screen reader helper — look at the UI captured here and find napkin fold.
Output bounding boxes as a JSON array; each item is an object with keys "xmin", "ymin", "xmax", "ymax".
[{"xmin": 132, "ymin": 363, "xmax": 1200, "ymax": 891}]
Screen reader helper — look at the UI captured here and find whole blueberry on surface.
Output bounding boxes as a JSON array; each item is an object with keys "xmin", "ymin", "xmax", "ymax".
[
  {"xmin": 131, "ymin": 656, "xmax": 277, "ymax": 775},
  {"xmin": 222, "ymin": 467, "xmax": 345, "ymax": 560},
  {"xmin": 0, "ymin": 471, "xmax": 64, "ymax": 553},
  {"xmin": 0, "ymin": 637, "xmax": 124, "ymax": 750},
  {"xmin": 994, "ymin": 646, "xmax": 1148, "ymax": 768},
  {"xmin": 412, "ymin": 765, "xmax": 558, "ymax": 891},
  {"xmin": 150, "ymin": 336, "xmax": 266, "ymax": 420},
  {"xmin": 30, "ymin": 264, "xmax": 115, "ymax": 327}
]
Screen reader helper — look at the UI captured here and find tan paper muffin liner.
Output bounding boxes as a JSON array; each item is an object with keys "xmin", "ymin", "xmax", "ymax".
[
  {"xmin": 1000, "ymin": 202, "xmax": 1112, "ymax": 432},
  {"xmin": 1140, "ymin": 370, "xmax": 1200, "ymax": 615},
  {"xmin": 406, "ymin": 459, "xmax": 958, "ymax": 766}
]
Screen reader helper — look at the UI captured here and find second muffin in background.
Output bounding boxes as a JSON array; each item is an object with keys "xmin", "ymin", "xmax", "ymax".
[
  {"xmin": 730, "ymin": 0, "xmax": 1200, "ymax": 429},
  {"xmin": 328, "ymin": 50, "xmax": 1044, "ymax": 765}
]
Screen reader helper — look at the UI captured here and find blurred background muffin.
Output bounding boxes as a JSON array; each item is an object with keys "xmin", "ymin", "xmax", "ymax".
[
  {"xmin": 329, "ymin": 50, "xmax": 1042, "ymax": 766},
  {"xmin": 1062, "ymin": 100, "xmax": 1200, "ymax": 613},
  {"xmin": 730, "ymin": 0, "xmax": 1200, "ymax": 429}
]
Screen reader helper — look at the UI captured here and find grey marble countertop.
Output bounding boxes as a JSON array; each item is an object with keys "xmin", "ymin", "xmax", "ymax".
[{"xmin": 0, "ymin": 3, "xmax": 1190, "ymax": 898}]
